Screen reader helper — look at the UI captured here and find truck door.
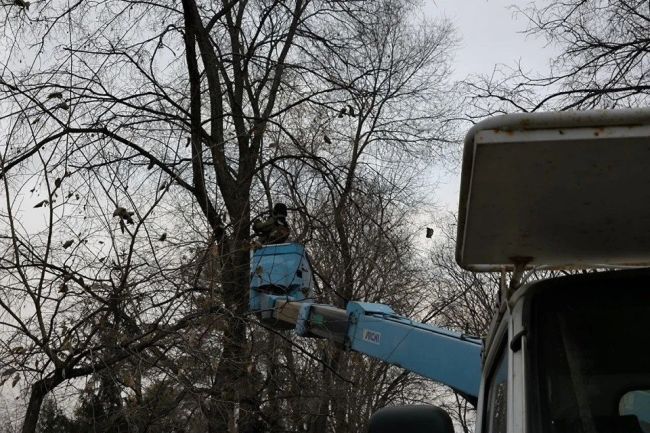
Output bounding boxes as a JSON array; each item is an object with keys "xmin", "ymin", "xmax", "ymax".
[
  {"xmin": 485, "ymin": 342, "xmax": 508, "ymax": 433},
  {"xmin": 477, "ymin": 312, "xmax": 512, "ymax": 433}
]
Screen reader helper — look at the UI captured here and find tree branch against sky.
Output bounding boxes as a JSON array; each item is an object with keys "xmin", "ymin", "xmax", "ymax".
[
  {"xmin": 464, "ymin": 0, "xmax": 650, "ymax": 115},
  {"xmin": 0, "ymin": 0, "xmax": 479, "ymax": 432}
]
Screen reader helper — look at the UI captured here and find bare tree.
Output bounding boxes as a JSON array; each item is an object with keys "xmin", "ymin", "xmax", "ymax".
[
  {"xmin": 1, "ymin": 0, "xmax": 313, "ymax": 430},
  {"xmin": 0, "ymin": 143, "xmax": 223, "ymax": 433},
  {"xmin": 0, "ymin": 0, "xmax": 465, "ymax": 432},
  {"xmin": 426, "ymin": 217, "xmax": 499, "ymax": 336},
  {"xmin": 248, "ymin": 2, "xmax": 460, "ymax": 430},
  {"xmin": 464, "ymin": 0, "xmax": 650, "ymax": 115}
]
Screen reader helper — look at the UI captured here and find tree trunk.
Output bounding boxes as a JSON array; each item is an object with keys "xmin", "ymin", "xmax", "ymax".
[
  {"xmin": 22, "ymin": 379, "xmax": 51, "ymax": 433},
  {"xmin": 203, "ymin": 197, "xmax": 261, "ymax": 433}
]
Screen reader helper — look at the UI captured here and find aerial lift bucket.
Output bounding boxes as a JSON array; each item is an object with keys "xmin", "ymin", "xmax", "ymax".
[{"xmin": 249, "ymin": 243, "xmax": 315, "ymax": 328}]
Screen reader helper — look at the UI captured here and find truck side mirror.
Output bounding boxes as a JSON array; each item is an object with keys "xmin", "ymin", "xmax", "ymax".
[{"xmin": 368, "ymin": 405, "xmax": 455, "ymax": 433}]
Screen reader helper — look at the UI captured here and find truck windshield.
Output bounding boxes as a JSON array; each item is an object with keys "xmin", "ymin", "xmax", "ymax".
[{"xmin": 532, "ymin": 281, "xmax": 650, "ymax": 433}]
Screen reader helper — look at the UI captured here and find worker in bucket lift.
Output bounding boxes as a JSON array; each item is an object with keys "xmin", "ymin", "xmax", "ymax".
[{"xmin": 252, "ymin": 203, "xmax": 290, "ymax": 245}]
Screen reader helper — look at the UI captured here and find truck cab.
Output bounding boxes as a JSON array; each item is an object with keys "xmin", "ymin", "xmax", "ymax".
[
  {"xmin": 478, "ymin": 269, "xmax": 650, "ymax": 433},
  {"xmin": 457, "ymin": 108, "xmax": 650, "ymax": 433}
]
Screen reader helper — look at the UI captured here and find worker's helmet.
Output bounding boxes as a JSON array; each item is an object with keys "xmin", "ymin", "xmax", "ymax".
[{"xmin": 273, "ymin": 203, "xmax": 287, "ymax": 217}]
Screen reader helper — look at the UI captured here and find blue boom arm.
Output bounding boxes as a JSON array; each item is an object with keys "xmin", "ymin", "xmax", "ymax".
[{"xmin": 250, "ymin": 243, "xmax": 482, "ymax": 400}]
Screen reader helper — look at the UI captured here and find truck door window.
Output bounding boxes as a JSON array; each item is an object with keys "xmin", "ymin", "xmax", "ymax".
[
  {"xmin": 486, "ymin": 345, "xmax": 508, "ymax": 433},
  {"xmin": 532, "ymin": 283, "xmax": 650, "ymax": 433}
]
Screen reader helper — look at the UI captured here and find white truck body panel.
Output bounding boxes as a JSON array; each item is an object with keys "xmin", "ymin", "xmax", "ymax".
[{"xmin": 457, "ymin": 108, "xmax": 650, "ymax": 271}]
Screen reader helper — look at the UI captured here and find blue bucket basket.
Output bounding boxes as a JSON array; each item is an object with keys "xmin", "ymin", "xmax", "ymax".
[{"xmin": 249, "ymin": 243, "xmax": 315, "ymax": 317}]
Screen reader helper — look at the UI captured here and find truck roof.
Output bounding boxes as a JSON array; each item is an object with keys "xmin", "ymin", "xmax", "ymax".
[{"xmin": 456, "ymin": 108, "xmax": 650, "ymax": 271}]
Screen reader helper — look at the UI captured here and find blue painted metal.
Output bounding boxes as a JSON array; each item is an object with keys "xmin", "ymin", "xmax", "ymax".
[
  {"xmin": 250, "ymin": 293, "xmax": 482, "ymax": 397},
  {"xmin": 249, "ymin": 243, "xmax": 482, "ymax": 398},
  {"xmin": 346, "ymin": 301, "xmax": 482, "ymax": 398},
  {"xmin": 347, "ymin": 302, "xmax": 396, "ymax": 316},
  {"xmin": 296, "ymin": 303, "xmax": 313, "ymax": 336},
  {"xmin": 249, "ymin": 243, "xmax": 315, "ymax": 312},
  {"xmin": 255, "ymin": 292, "xmax": 282, "ymax": 321}
]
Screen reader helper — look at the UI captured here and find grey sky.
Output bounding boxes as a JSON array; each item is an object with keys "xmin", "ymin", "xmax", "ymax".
[
  {"xmin": 431, "ymin": 0, "xmax": 554, "ymax": 78},
  {"xmin": 425, "ymin": 0, "xmax": 557, "ymax": 211}
]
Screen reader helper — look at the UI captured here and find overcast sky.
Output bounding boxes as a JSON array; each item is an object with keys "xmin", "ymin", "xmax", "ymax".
[
  {"xmin": 424, "ymin": 0, "xmax": 557, "ymax": 211},
  {"xmin": 430, "ymin": 0, "xmax": 555, "ymax": 78}
]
